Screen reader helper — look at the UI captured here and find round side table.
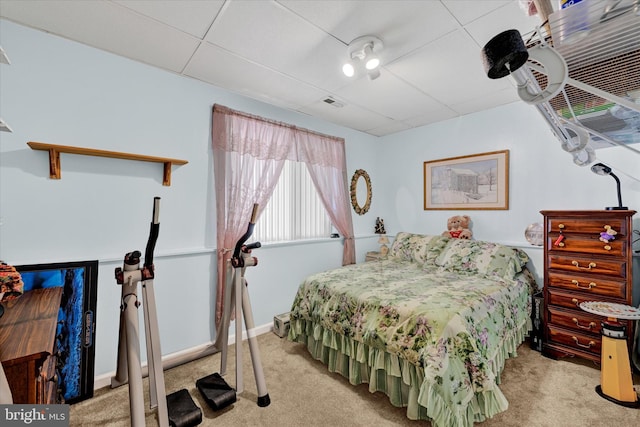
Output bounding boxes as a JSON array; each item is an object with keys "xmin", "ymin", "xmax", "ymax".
[{"xmin": 580, "ymin": 301, "xmax": 640, "ymax": 408}]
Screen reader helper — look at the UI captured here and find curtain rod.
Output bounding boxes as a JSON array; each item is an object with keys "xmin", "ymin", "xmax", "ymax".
[{"xmin": 213, "ymin": 104, "xmax": 345, "ymax": 143}]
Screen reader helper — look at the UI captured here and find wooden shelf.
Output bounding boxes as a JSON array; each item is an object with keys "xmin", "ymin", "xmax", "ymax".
[{"xmin": 27, "ymin": 141, "xmax": 188, "ymax": 186}]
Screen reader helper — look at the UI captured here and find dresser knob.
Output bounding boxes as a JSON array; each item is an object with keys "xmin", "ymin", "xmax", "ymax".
[
  {"xmin": 558, "ymin": 242, "xmax": 565, "ymax": 247},
  {"xmin": 571, "ymin": 298, "xmax": 579, "ymax": 306},
  {"xmin": 558, "ymin": 224, "xmax": 565, "ymax": 229},
  {"xmin": 604, "ymin": 245, "xmax": 611, "ymax": 251},
  {"xmin": 571, "ymin": 260, "xmax": 596, "ymax": 270}
]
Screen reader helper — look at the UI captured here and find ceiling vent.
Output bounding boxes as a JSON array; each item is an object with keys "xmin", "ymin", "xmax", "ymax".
[{"xmin": 323, "ymin": 97, "xmax": 344, "ymax": 108}]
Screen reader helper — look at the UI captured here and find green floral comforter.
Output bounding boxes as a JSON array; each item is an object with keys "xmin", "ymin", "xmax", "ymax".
[{"xmin": 289, "ymin": 258, "xmax": 534, "ymax": 427}]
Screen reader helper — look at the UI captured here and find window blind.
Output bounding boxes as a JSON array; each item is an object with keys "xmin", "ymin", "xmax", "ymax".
[{"xmin": 253, "ymin": 160, "xmax": 332, "ymax": 243}]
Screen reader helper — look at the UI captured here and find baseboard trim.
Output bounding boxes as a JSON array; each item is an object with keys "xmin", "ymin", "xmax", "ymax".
[{"xmin": 94, "ymin": 322, "xmax": 273, "ymax": 390}]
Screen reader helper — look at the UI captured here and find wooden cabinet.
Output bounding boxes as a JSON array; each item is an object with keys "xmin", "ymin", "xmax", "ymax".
[
  {"xmin": 541, "ymin": 210, "xmax": 636, "ymax": 363},
  {"xmin": 0, "ymin": 287, "xmax": 63, "ymax": 404}
]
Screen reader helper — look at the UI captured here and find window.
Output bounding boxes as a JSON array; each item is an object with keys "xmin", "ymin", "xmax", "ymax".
[{"xmin": 253, "ymin": 160, "xmax": 332, "ymax": 243}]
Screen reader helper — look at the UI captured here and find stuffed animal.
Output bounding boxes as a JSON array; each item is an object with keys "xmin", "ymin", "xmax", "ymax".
[
  {"xmin": 599, "ymin": 225, "xmax": 617, "ymax": 243},
  {"xmin": 442, "ymin": 215, "xmax": 472, "ymax": 239}
]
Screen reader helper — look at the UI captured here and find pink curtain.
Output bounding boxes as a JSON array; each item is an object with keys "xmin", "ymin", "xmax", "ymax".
[
  {"xmin": 212, "ymin": 104, "xmax": 355, "ymax": 331},
  {"xmin": 296, "ymin": 131, "xmax": 355, "ymax": 266}
]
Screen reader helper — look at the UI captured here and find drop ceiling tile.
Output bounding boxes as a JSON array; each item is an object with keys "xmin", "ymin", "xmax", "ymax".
[
  {"xmin": 280, "ymin": 0, "xmax": 460, "ymax": 63},
  {"xmin": 113, "ymin": 0, "xmax": 225, "ymax": 38},
  {"xmin": 465, "ymin": 0, "xmax": 543, "ymax": 46},
  {"xmin": 366, "ymin": 121, "xmax": 413, "ymax": 137},
  {"xmin": 402, "ymin": 108, "xmax": 460, "ymax": 129},
  {"xmin": 184, "ymin": 42, "xmax": 327, "ymax": 110},
  {"xmin": 386, "ymin": 29, "xmax": 512, "ymax": 106},
  {"xmin": 0, "ymin": 0, "xmax": 199, "ymax": 73},
  {"xmin": 335, "ymin": 71, "xmax": 446, "ymax": 120},
  {"xmin": 298, "ymin": 100, "xmax": 395, "ymax": 133},
  {"xmin": 205, "ymin": 1, "xmax": 347, "ymax": 91},
  {"xmin": 441, "ymin": 1, "xmax": 511, "ymax": 26},
  {"xmin": 450, "ymin": 87, "xmax": 520, "ymax": 115}
]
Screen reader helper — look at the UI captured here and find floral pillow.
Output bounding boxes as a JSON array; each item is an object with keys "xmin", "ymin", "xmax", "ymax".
[
  {"xmin": 434, "ymin": 239, "xmax": 529, "ymax": 279},
  {"xmin": 389, "ymin": 232, "xmax": 449, "ymax": 265}
]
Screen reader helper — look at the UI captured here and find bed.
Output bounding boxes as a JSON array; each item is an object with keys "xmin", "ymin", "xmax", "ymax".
[{"xmin": 288, "ymin": 232, "xmax": 536, "ymax": 427}]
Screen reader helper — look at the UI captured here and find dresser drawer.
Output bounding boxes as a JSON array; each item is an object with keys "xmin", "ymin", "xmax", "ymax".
[
  {"xmin": 547, "ymin": 233, "xmax": 625, "ymax": 257},
  {"xmin": 548, "ymin": 254, "xmax": 627, "ymax": 279},
  {"xmin": 547, "ymin": 306, "xmax": 601, "ymax": 335},
  {"xmin": 547, "ymin": 272, "xmax": 626, "ymax": 299},
  {"xmin": 546, "ymin": 324, "xmax": 602, "ymax": 356},
  {"xmin": 548, "ymin": 218, "xmax": 628, "ymax": 235},
  {"xmin": 546, "ymin": 288, "xmax": 628, "ymax": 312},
  {"xmin": 547, "ymin": 289, "xmax": 584, "ymax": 310}
]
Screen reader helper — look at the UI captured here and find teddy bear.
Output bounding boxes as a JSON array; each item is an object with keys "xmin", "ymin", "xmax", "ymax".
[
  {"xmin": 442, "ymin": 215, "xmax": 473, "ymax": 239},
  {"xmin": 599, "ymin": 225, "xmax": 617, "ymax": 243}
]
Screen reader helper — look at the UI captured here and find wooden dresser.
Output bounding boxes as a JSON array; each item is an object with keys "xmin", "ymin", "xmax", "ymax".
[
  {"xmin": 541, "ymin": 210, "xmax": 636, "ymax": 363},
  {"xmin": 0, "ymin": 287, "xmax": 63, "ymax": 404}
]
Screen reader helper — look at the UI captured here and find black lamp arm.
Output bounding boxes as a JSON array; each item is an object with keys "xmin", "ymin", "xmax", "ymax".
[{"xmin": 610, "ymin": 173, "xmax": 623, "ymax": 208}]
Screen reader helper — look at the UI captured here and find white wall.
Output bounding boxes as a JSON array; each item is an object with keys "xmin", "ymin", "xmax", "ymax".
[
  {"xmin": 376, "ymin": 102, "xmax": 640, "ymax": 287},
  {"xmin": 0, "ymin": 20, "xmax": 382, "ymax": 378},
  {"xmin": 2, "ymin": 20, "xmax": 639, "ymax": 382}
]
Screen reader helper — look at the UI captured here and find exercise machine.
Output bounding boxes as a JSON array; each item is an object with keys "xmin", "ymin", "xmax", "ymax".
[
  {"xmin": 112, "ymin": 197, "xmax": 202, "ymax": 427},
  {"xmin": 197, "ymin": 203, "xmax": 270, "ymax": 410}
]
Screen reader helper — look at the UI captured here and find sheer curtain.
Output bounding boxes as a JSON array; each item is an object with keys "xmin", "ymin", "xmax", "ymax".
[
  {"xmin": 212, "ymin": 104, "xmax": 355, "ymax": 334},
  {"xmin": 296, "ymin": 131, "xmax": 355, "ymax": 266}
]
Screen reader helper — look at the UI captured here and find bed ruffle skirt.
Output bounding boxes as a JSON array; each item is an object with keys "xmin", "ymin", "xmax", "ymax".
[{"xmin": 289, "ymin": 319, "xmax": 529, "ymax": 427}]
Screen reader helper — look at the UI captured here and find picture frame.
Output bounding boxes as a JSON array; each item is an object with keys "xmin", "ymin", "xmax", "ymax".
[
  {"xmin": 423, "ymin": 150, "xmax": 509, "ymax": 210},
  {"xmin": 15, "ymin": 260, "xmax": 98, "ymax": 404}
]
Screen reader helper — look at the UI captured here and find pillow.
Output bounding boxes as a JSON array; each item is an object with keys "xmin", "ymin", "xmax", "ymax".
[
  {"xmin": 434, "ymin": 239, "xmax": 529, "ymax": 279},
  {"xmin": 389, "ymin": 232, "xmax": 449, "ymax": 265}
]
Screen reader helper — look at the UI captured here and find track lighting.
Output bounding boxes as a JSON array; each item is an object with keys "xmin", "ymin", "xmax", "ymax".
[
  {"xmin": 342, "ymin": 36, "xmax": 383, "ymax": 80},
  {"xmin": 342, "ymin": 62, "xmax": 355, "ymax": 77}
]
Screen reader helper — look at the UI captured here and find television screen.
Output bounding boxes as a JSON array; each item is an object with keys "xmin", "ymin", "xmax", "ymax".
[{"xmin": 16, "ymin": 260, "xmax": 98, "ymax": 404}]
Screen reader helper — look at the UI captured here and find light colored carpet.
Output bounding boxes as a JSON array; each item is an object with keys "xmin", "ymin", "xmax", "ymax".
[{"xmin": 70, "ymin": 333, "xmax": 640, "ymax": 426}]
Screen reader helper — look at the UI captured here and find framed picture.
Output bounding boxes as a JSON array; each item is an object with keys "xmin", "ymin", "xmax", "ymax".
[
  {"xmin": 423, "ymin": 150, "xmax": 509, "ymax": 210},
  {"xmin": 16, "ymin": 260, "xmax": 98, "ymax": 404}
]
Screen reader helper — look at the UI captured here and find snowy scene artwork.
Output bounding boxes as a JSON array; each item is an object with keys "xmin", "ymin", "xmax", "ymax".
[{"xmin": 423, "ymin": 150, "xmax": 509, "ymax": 210}]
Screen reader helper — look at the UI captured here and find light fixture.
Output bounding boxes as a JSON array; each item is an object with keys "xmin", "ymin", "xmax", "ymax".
[
  {"xmin": 363, "ymin": 44, "xmax": 379, "ymax": 70},
  {"xmin": 342, "ymin": 35, "xmax": 383, "ymax": 81},
  {"xmin": 342, "ymin": 62, "xmax": 355, "ymax": 77},
  {"xmin": 481, "ymin": 29, "xmax": 568, "ymax": 105},
  {"xmin": 590, "ymin": 163, "xmax": 628, "ymax": 210}
]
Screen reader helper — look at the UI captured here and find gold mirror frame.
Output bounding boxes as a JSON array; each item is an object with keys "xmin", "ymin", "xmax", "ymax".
[{"xmin": 350, "ymin": 169, "xmax": 371, "ymax": 215}]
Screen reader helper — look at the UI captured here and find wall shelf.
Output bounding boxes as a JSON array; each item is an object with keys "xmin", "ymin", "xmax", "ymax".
[{"xmin": 27, "ymin": 141, "xmax": 188, "ymax": 186}]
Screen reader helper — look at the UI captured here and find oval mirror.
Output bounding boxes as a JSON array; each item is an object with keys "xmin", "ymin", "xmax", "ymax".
[{"xmin": 350, "ymin": 169, "xmax": 371, "ymax": 215}]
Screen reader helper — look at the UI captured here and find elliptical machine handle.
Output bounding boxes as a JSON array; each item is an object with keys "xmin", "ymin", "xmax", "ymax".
[
  {"xmin": 232, "ymin": 203, "xmax": 259, "ymax": 260},
  {"xmin": 144, "ymin": 197, "xmax": 161, "ymax": 269},
  {"xmin": 249, "ymin": 203, "xmax": 259, "ymax": 225}
]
